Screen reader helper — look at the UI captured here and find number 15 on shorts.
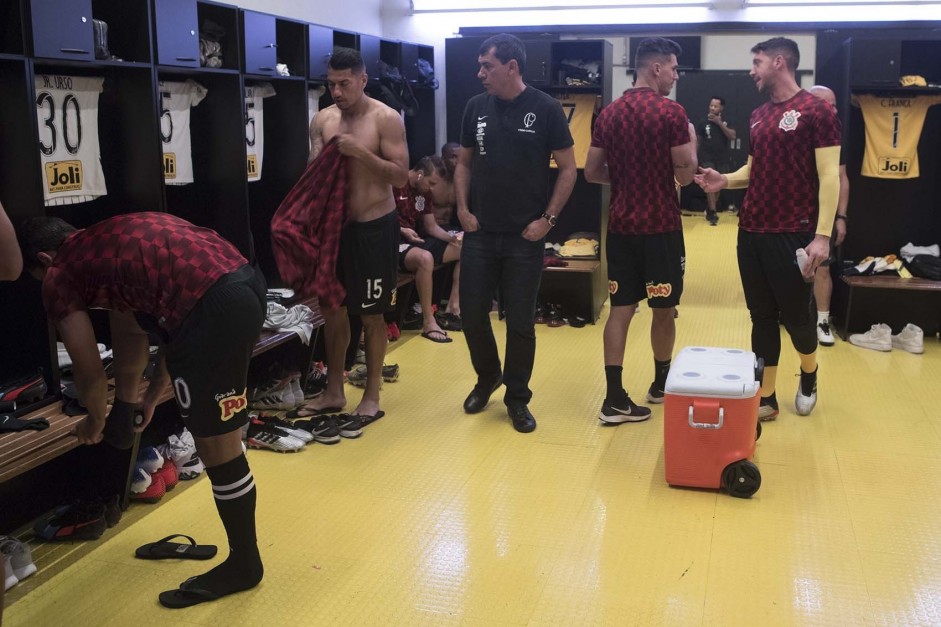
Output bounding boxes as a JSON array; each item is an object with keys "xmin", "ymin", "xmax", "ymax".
[{"xmin": 366, "ymin": 278, "xmax": 382, "ymax": 305}]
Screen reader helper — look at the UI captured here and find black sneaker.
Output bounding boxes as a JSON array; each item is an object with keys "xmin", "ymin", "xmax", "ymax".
[
  {"xmin": 706, "ymin": 211, "xmax": 718, "ymax": 226},
  {"xmin": 295, "ymin": 416, "xmax": 341, "ymax": 444},
  {"xmin": 645, "ymin": 382, "xmax": 665, "ymax": 404},
  {"xmin": 34, "ymin": 500, "xmax": 108, "ymax": 541},
  {"xmin": 599, "ymin": 396, "xmax": 652, "ymax": 424},
  {"xmin": 336, "ymin": 414, "xmax": 364, "ymax": 439},
  {"xmin": 507, "ymin": 405, "xmax": 537, "ymax": 433}
]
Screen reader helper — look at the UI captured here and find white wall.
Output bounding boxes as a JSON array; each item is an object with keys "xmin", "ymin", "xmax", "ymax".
[{"xmin": 238, "ymin": 0, "xmax": 384, "ymax": 36}]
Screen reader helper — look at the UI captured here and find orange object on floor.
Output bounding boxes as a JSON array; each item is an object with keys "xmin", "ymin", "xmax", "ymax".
[{"xmin": 664, "ymin": 347, "xmax": 762, "ymax": 497}]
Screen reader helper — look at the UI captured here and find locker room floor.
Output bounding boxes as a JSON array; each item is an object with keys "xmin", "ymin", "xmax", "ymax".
[{"xmin": 5, "ymin": 214, "xmax": 941, "ymax": 626}]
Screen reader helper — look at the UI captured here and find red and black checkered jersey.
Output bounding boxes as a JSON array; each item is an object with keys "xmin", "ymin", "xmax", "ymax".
[
  {"xmin": 43, "ymin": 212, "xmax": 246, "ymax": 333},
  {"xmin": 393, "ymin": 184, "xmax": 433, "ymax": 231},
  {"xmin": 591, "ymin": 88, "xmax": 691, "ymax": 235},
  {"xmin": 741, "ymin": 89, "xmax": 842, "ymax": 233}
]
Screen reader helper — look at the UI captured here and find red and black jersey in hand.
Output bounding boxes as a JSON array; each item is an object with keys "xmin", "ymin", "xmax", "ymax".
[
  {"xmin": 42, "ymin": 212, "xmax": 246, "ymax": 334},
  {"xmin": 741, "ymin": 89, "xmax": 841, "ymax": 233},
  {"xmin": 393, "ymin": 184, "xmax": 433, "ymax": 231},
  {"xmin": 590, "ymin": 88, "xmax": 691, "ymax": 235}
]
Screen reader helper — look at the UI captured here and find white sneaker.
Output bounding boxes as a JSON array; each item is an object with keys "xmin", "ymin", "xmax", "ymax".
[
  {"xmin": 250, "ymin": 380, "xmax": 295, "ymax": 410},
  {"xmin": 795, "ymin": 370, "xmax": 818, "ymax": 416},
  {"xmin": 2, "ymin": 543, "xmax": 17, "ymax": 591},
  {"xmin": 289, "ymin": 374, "xmax": 304, "ymax": 408},
  {"xmin": 157, "ymin": 429, "xmax": 204, "ymax": 480},
  {"xmin": 0, "ymin": 537, "xmax": 36, "ymax": 584},
  {"xmin": 817, "ymin": 320, "xmax": 835, "ymax": 346},
  {"xmin": 892, "ymin": 323, "xmax": 925, "ymax": 354},
  {"xmin": 849, "ymin": 323, "xmax": 892, "ymax": 352}
]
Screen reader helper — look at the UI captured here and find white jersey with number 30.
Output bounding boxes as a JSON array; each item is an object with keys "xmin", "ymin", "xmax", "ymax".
[{"xmin": 34, "ymin": 74, "xmax": 107, "ymax": 205}]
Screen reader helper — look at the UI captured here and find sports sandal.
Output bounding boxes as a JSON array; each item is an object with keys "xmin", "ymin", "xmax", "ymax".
[{"xmin": 135, "ymin": 534, "xmax": 217, "ymax": 560}]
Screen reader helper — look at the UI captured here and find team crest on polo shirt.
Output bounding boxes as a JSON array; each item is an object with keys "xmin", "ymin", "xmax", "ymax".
[
  {"xmin": 415, "ymin": 195, "xmax": 426, "ymax": 212},
  {"xmin": 518, "ymin": 112, "xmax": 537, "ymax": 134},
  {"xmin": 779, "ymin": 109, "xmax": 801, "ymax": 132}
]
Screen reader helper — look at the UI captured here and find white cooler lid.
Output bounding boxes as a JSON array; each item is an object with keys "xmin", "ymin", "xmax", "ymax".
[{"xmin": 664, "ymin": 346, "xmax": 760, "ymax": 399}]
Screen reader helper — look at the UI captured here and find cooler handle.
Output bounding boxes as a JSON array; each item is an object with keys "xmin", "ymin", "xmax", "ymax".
[{"xmin": 688, "ymin": 404, "xmax": 724, "ymax": 429}]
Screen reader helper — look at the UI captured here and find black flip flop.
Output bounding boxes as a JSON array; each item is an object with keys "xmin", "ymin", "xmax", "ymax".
[
  {"xmin": 421, "ymin": 330, "xmax": 452, "ymax": 343},
  {"xmin": 158, "ymin": 577, "xmax": 221, "ymax": 609},
  {"xmin": 136, "ymin": 534, "xmax": 217, "ymax": 560},
  {"xmin": 286, "ymin": 405, "xmax": 344, "ymax": 419}
]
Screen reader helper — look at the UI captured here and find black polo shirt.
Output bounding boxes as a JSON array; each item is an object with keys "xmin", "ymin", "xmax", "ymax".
[{"xmin": 460, "ymin": 86, "xmax": 573, "ymax": 233}]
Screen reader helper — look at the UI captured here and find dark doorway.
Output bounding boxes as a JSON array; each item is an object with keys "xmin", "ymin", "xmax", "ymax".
[{"xmin": 675, "ymin": 70, "xmax": 768, "ymax": 212}]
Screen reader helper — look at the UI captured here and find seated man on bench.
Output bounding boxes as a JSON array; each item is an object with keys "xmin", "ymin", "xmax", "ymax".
[{"xmin": 395, "ymin": 156, "xmax": 462, "ymax": 342}]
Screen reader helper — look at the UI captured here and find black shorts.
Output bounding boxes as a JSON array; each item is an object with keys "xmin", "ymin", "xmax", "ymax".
[
  {"xmin": 606, "ymin": 230, "xmax": 685, "ymax": 308},
  {"xmin": 399, "ymin": 237, "xmax": 450, "ymax": 271},
  {"xmin": 338, "ymin": 211, "xmax": 399, "ymax": 315},
  {"xmin": 421, "ymin": 237, "xmax": 449, "ymax": 265},
  {"xmin": 166, "ymin": 264, "xmax": 266, "ymax": 438}
]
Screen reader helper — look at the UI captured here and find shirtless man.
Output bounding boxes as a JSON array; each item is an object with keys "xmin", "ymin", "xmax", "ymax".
[
  {"xmin": 301, "ymin": 47, "xmax": 409, "ymax": 427},
  {"xmin": 431, "ymin": 142, "xmax": 461, "ymax": 227}
]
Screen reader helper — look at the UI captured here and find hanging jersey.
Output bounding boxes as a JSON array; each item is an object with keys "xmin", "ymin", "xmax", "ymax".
[
  {"xmin": 854, "ymin": 93, "xmax": 941, "ymax": 179},
  {"xmin": 308, "ymin": 86, "xmax": 326, "ymax": 152},
  {"xmin": 159, "ymin": 80, "xmax": 208, "ymax": 185},
  {"xmin": 34, "ymin": 75, "xmax": 107, "ymax": 206},
  {"xmin": 553, "ymin": 94, "xmax": 596, "ymax": 168},
  {"xmin": 245, "ymin": 82, "xmax": 276, "ymax": 181}
]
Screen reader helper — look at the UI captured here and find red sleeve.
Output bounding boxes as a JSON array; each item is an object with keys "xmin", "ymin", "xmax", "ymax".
[
  {"xmin": 590, "ymin": 107, "xmax": 608, "ymax": 149},
  {"xmin": 668, "ymin": 102, "xmax": 691, "ymax": 148},
  {"xmin": 813, "ymin": 100, "xmax": 842, "ymax": 149},
  {"xmin": 42, "ymin": 268, "xmax": 84, "ymax": 324}
]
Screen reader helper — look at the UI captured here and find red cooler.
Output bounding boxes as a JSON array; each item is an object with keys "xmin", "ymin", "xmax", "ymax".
[{"xmin": 663, "ymin": 347, "xmax": 763, "ymax": 498}]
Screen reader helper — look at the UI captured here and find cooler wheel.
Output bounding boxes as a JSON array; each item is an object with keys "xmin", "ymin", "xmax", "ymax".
[{"xmin": 722, "ymin": 460, "xmax": 761, "ymax": 498}]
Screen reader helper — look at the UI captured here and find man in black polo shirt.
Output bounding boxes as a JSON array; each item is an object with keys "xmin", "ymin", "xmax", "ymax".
[{"xmin": 454, "ymin": 33, "xmax": 576, "ymax": 433}]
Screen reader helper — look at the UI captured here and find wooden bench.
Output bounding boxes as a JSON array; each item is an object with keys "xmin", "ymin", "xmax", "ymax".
[
  {"xmin": 837, "ymin": 275, "xmax": 941, "ymax": 339},
  {"xmin": 0, "ymin": 297, "xmax": 325, "ymax": 489}
]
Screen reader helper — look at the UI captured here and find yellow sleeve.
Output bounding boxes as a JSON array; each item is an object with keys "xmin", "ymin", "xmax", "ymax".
[
  {"xmin": 815, "ymin": 145, "xmax": 841, "ymax": 237},
  {"xmin": 724, "ymin": 156, "xmax": 752, "ymax": 189}
]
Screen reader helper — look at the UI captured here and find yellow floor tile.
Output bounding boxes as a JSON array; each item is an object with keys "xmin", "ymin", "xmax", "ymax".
[{"xmin": 5, "ymin": 216, "xmax": 941, "ymax": 626}]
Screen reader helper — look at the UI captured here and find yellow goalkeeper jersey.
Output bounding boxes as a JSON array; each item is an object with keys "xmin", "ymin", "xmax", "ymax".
[{"xmin": 854, "ymin": 93, "xmax": 941, "ymax": 179}]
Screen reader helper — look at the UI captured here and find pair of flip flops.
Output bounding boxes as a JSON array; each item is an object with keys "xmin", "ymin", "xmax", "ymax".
[
  {"xmin": 136, "ymin": 535, "xmax": 224, "ymax": 609},
  {"xmin": 285, "ymin": 405, "xmax": 344, "ymax": 419},
  {"xmin": 436, "ymin": 312, "xmax": 463, "ymax": 332}
]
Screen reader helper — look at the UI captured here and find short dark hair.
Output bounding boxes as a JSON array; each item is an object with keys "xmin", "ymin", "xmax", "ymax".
[
  {"xmin": 635, "ymin": 37, "xmax": 682, "ymax": 70},
  {"xmin": 441, "ymin": 142, "xmax": 460, "ymax": 155},
  {"xmin": 751, "ymin": 37, "xmax": 800, "ymax": 72},
  {"xmin": 17, "ymin": 216, "xmax": 77, "ymax": 271},
  {"xmin": 415, "ymin": 155, "xmax": 447, "ymax": 179},
  {"xmin": 329, "ymin": 47, "xmax": 365, "ymax": 73},
  {"xmin": 710, "ymin": 96, "xmax": 726, "ymax": 106},
  {"xmin": 479, "ymin": 33, "xmax": 526, "ymax": 75}
]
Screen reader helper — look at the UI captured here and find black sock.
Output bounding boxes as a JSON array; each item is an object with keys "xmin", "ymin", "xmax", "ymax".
[
  {"xmin": 760, "ymin": 391, "xmax": 778, "ymax": 409},
  {"xmin": 187, "ymin": 454, "xmax": 263, "ymax": 596},
  {"xmin": 604, "ymin": 365, "xmax": 626, "ymax": 402},
  {"xmin": 653, "ymin": 359, "xmax": 671, "ymax": 391},
  {"xmin": 800, "ymin": 366, "xmax": 818, "ymax": 396}
]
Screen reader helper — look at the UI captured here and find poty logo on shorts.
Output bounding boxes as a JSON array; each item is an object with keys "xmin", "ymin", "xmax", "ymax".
[
  {"xmin": 390, "ymin": 287, "xmax": 397, "ymax": 306},
  {"xmin": 646, "ymin": 282, "xmax": 673, "ymax": 298},
  {"xmin": 217, "ymin": 390, "xmax": 247, "ymax": 421},
  {"xmin": 608, "ymin": 280, "xmax": 619, "ymax": 295},
  {"xmin": 779, "ymin": 109, "xmax": 801, "ymax": 132}
]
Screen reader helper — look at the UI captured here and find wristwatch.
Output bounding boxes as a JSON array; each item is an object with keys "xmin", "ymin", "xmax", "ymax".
[
  {"xmin": 835, "ymin": 214, "xmax": 847, "ymax": 222},
  {"xmin": 541, "ymin": 212, "xmax": 558, "ymax": 227}
]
